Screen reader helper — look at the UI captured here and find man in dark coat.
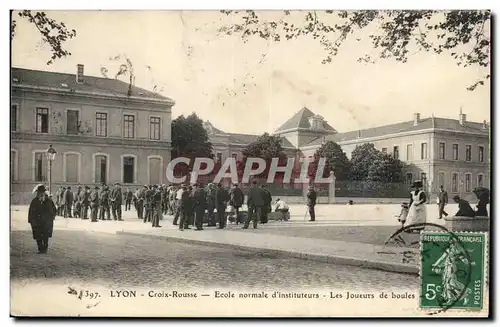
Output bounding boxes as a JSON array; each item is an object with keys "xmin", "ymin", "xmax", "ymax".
[
  {"xmin": 54, "ymin": 186, "xmax": 62, "ymax": 216},
  {"xmin": 453, "ymin": 195, "xmax": 475, "ymax": 217},
  {"xmin": 136, "ymin": 186, "xmax": 147, "ymax": 219},
  {"xmin": 244, "ymin": 181, "xmax": 264, "ymax": 229},
  {"xmin": 110, "ymin": 182, "xmax": 123, "ymax": 221},
  {"xmin": 81, "ymin": 186, "xmax": 91, "ymax": 219},
  {"xmin": 229, "ymin": 183, "xmax": 244, "ymax": 224},
  {"xmin": 125, "ymin": 188, "xmax": 133, "ymax": 211},
  {"xmin": 260, "ymin": 184, "xmax": 272, "ymax": 224},
  {"xmin": 437, "ymin": 185, "xmax": 449, "ymax": 219},
  {"xmin": 28, "ymin": 184, "xmax": 56, "ymax": 253},
  {"xmin": 151, "ymin": 185, "xmax": 163, "ymax": 228},
  {"xmin": 144, "ymin": 185, "xmax": 154, "ymax": 223},
  {"xmin": 58, "ymin": 186, "xmax": 66, "ymax": 216},
  {"xmin": 64, "ymin": 186, "xmax": 74, "ymax": 218},
  {"xmin": 307, "ymin": 185, "xmax": 317, "ymax": 221},
  {"xmin": 99, "ymin": 186, "xmax": 111, "ymax": 220},
  {"xmin": 186, "ymin": 185, "xmax": 195, "ymax": 227},
  {"xmin": 90, "ymin": 186, "xmax": 100, "ymax": 222},
  {"xmin": 73, "ymin": 186, "xmax": 82, "ymax": 218},
  {"xmin": 215, "ymin": 183, "xmax": 230, "ymax": 229},
  {"xmin": 193, "ymin": 183, "xmax": 206, "ymax": 231},
  {"xmin": 206, "ymin": 183, "xmax": 217, "ymax": 227}
]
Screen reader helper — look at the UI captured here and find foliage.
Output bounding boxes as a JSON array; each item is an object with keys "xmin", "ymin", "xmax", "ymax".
[
  {"xmin": 349, "ymin": 143, "xmax": 404, "ymax": 184},
  {"xmin": 349, "ymin": 143, "xmax": 380, "ymax": 180},
  {"xmin": 11, "ymin": 10, "xmax": 77, "ymax": 65},
  {"xmin": 241, "ymin": 133, "xmax": 287, "ymax": 179},
  {"xmin": 171, "ymin": 113, "xmax": 214, "ymax": 169},
  {"xmin": 218, "ymin": 10, "xmax": 490, "ymax": 90},
  {"xmin": 308, "ymin": 141, "xmax": 350, "ymax": 181}
]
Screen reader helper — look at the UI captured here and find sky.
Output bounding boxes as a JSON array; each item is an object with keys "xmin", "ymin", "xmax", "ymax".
[{"xmin": 11, "ymin": 10, "xmax": 491, "ymax": 135}]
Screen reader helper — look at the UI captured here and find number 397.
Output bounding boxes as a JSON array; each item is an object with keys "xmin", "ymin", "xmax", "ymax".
[{"xmin": 425, "ymin": 284, "xmax": 442, "ymax": 300}]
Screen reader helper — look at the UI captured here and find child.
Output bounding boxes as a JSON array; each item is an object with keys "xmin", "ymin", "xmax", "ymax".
[{"xmin": 396, "ymin": 202, "xmax": 409, "ymax": 227}]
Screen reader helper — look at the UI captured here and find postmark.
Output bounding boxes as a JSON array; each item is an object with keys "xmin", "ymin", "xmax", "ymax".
[{"xmin": 420, "ymin": 231, "xmax": 487, "ymax": 312}]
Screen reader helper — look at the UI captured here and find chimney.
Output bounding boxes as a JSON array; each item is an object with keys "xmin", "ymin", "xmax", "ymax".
[
  {"xmin": 76, "ymin": 64, "xmax": 84, "ymax": 84},
  {"xmin": 483, "ymin": 120, "xmax": 488, "ymax": 129},
  {"xmin": 459, "ymin": 109, "xmax": 466, "ymax": 126},
  {"xmin": 357, "ymin": 130, "xmax": 361, "ymax": 138},
  {"xmin": 413, "ymin": 113, "xmax": 420, "ymax": 126}
]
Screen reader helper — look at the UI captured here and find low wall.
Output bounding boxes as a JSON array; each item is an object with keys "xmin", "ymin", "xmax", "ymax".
[
  {"xmin": 444, "ymin": 216, "xmax": 490, "ymax": 232},
  {"xmin": 274, "ymin": 196, "xmax": 409, "ymax": 205}
]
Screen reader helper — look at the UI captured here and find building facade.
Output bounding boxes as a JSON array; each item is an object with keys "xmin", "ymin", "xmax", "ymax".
[
  {"xmin": 11, "ymin": 65, "xmax": 174, "ymax": 204},
  {"xmin": 206, "ymin": 107, "xmax": 490, "ymax": 201}
]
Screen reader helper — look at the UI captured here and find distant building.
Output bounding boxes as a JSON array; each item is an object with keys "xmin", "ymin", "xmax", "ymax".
[
  {"xmin": 11, "ymin": 65, "xmax": 174, "ymax": 204},
  {"xmin": 206, "ymin": 107, "xmax": 490, "ymax": 200}
]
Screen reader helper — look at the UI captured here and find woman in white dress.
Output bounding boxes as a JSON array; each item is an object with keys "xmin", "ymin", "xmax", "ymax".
[{"xmin": 406, "ymin": 180, "xmax": 427, "ymax": 226}]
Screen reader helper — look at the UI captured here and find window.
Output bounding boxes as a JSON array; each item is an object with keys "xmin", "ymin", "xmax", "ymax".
[
  {"xmin": 123, "ymin": 114, "xmax": 135, "ymax": 138},
  {"xmin": 451, "ymin": 173, "xmax": 458, "ymax": 193},
  {"xmin": 406, "ymin": 173, "xmax": 413, "ymax": 185},
  {"xmin": 216, "ymin": 152, "xmax": 222, "ymax": 163},
  {"xmin": 96, "ymin": 112, "xmax": 108, "ymax": 137},
  {"xmin": 439, "ymin": 142, "xmax": 445, "ymax": 160},
  {"xmin": 150, "ymin": 117, "xmax": 161, "ymax": 140},
  {"xmin": 421, "ymin": 143, "xmax": 428, "ymax": 159},
  {"xmin": 123, "ymin": 156, "xmax": 135, "ymax": 183},
  {"xmin": 36, "ymin": 108, "xmax": 49, "ymax": 133},
  {"xmin": 381, "ymin": 148, "xmax": 387, "ymax": 154},
  {"xmin": 34, "ymin": 152, "xmax": 47, "ymax": 182},
  {"xmin": 478, "ymin": 146, "xmax": 484, "ymax": 162},
  {"xmin": 94, "ymin": 155, "xmax": 108, "ymax": 184},
  {"xmin": 465, "ymin": 173, "xmax": 471, "ymax": 192},
  {"xmin": 67, "ymin": 110, "xmax": 79, "ymax": 135},
  {"xmin": 231, "ymin": 153, "xmax": 238, "ymax": 160},
  {"xmin": 393, "ymin": 146, "xmax": 399, "ymax": 160},
  {"xmin": 438, "ymin": 172, "xmax": 445, "ymax": 189},
  {"xmin": 406, "ymin": 144, "xmax": 413, "ymax": 161},
  {"xmin": 148, "ymin": 157, "xmax": 161, "ymax": 185},
  {"xmin": 421, "ymin": 173, "xmax": 427, "ymax": 189},
  {"xmin": 11, "ymin": 104, "xmax": 18, "ymax": 131},
  {"xmin": 465, "ymin": 145, "xmax": 472, "ymax": 161},
  {"xmin": 452, "ymin": 144, "xmax": 459, "ymax": 160},
  {"xmin": 10, "ymin": 150, "xmax": 17, "ymax": 181},
  {"xmin": 65, "ymin": 153, "xmax": 79, "ymax": 183},
  {"xmin": 477, "ymin": 174, "xmax": 484, "ymax": 188}
]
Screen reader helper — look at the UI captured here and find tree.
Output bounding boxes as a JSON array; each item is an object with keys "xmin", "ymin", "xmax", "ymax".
[
  {"xmin": 171, "ymin": 113, "xmax": 214, "ymax": 173},
  {"xmin": 349, "ymin": 143, "xmax": 380, "ymax": 181},
  {"xmin": 11, "ymin": 10, "xmax": 77, "ymax": 65},
  {"xmin": 242, "ymin": 133, "xmax": 287, "ymax": 179},
  {"xmin": 218, "ymin": 10, "xmax": 490, "ymax": 90},
  {"xmin": 366, "ymin": 154, "xmax": 404, "ymax": 183},
  {"xmin": 308, "ymin": 141, "xmax": 350, "ymax": 181}
]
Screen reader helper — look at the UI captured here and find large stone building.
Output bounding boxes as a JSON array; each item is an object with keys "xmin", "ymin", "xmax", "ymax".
[
  {"xmin": 206, "ymin": 107, "xmax": 490, "ymax": 200},
  {"xmin": 11, "ymin": 65, "xmax": 174, "ymax": 204}
]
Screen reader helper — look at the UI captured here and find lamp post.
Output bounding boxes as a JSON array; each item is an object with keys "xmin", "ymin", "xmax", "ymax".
[{"xmin": 45, "ymin": 144, "xmax": 57, "ymax": 194}]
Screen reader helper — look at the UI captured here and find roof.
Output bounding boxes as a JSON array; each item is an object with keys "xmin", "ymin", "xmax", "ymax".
[
  {"xmin": 204, "ymin": 121, "xmax": 296, "ymax": 148},
  {"xmin": 11, "ymin": 67, "xmax": 174, "ymax": 103},
  {"xmin": 274, "ymin": 107, "xmax": 337, "ymax": 133},
  {"xmin": 303, "ymin": 116, "xmax": 490, "ymax": 147}
]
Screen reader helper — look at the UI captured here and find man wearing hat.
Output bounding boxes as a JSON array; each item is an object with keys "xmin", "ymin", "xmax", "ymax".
[
  {"xmin": 81, "ymin": 186, "xmax": 91, "ymax": 219},
  {"xmin": 90, "ymin": 186, "xmax": 100, "ymax": 222},
  {"xmin": 243, "ymin": 180, "xmax": 263, "ymax": 229},
  {"xmin": 136, "ymin": 185, "xmax": 147, "ymax": 219},
  {"xmin": 452, "ymin": 195, "xmax": 475, "ymax": 217},
  {"xmin": 229, "ymin": 183, "xmax": 244, "ymax": 225},
  {"xmin": 28, "ymin": 184, "xmax": 56, "ymax": 253},
  {"xmin": 306, "ymin": 185, "xmax": 317, "ymax": 222},
  {"xmin": 73, "ymin": 186, "xmax": 82, "ymax": 218},
  {"xmin": 110, "ymin": 182, "xmax": 123, "ymax": 221},
  {"xmin": 193, "ymin": 183, "xmax": 206, "ymax": 231},
  {"xmin": 99, "ymin": 186, "xmax": 111, "ymax": 220},
  {"xmin": 63, "ymin": 186, "xmax": 74, "ymax": 218},
  {"xmin": 205, "ymin": 183, "xmax": 217, "ymax": 227},
  {"xmin": 144, "ymin": 185, "xmax": 154, "ymax": 223},
  {"xmin": 150, "ymin": 185, "xmax": 162, "ymax": 227}
]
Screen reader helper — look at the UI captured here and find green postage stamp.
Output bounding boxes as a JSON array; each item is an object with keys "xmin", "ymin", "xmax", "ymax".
[{"xmin": 420, "ymin": 231, "xmax": 487, "ymax": 310}]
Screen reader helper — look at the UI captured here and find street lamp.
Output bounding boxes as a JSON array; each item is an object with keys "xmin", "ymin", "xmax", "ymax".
[{"xmin": 45, "ymin": 144, "xmax": 57, "ymax": 194}]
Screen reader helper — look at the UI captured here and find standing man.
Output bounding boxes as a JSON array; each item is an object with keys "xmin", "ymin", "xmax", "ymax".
[
  {"xmin": 58, "ymin": 187, "xmax": 66, "ymax": 216},
  {"xmin": 243, "ymin": 180, "xmax": 263, "ymax": 229},
  {"xmin": 99, "ymin": 186, "xmax": 111, "ymax": 220},
  {"xmin": 229, "ymin": 183, "xmax": 244, "ymax": 225},
  {"xmin": 215, "ymin": 183, "xmax": 229, "ymax": 229},
  {"xmin": 307, "ymin": 185, "xmax": 317, "ymax": 222},
  {"xmin": 136, "ymin": 186, "xmax": 146, "ymax": 219},
  {"xmin": 144, "ymin": 185, "xmax": 154, "ymax": 223},
  {"xmin": 151, "ymin": 185, "xmax": 163, "ymax": 228},
  {"xmin": 206, "ymin": 183, "xmax": 217, "ymax": 227},
  {"xmin": 260, "ymin": 184, "xmax": 272, "ymax": 224},
  {"xmin": 81, "ymin": 186, "xmax": 90, "ymax": 219},
  {"xmin": 28, "ymin": 184, "xmax": 56, "ymax": 254},
  {"xmin": 54, "ymin": 186, "xmax": 62, "ymax": 216},
  {"xmin": 110, "ymin": 182, "xmax": 123, "ymax": 221},
  {"xmin": 125, "ymin": 188, "xmax": 133, "ymax": 211},
  {"xmin": 437, "ymin": 185, "xmax": 449, "ymax": 219},
  {"xmin": 90, "ymin": 186, "xmax": 100, "ymax": 222},
  {"xmin": 186, "ymin": 185, "xmax": 195, "ymax": 228},
  {"xmin": 173, "ymin": 185, "xmax": 185, "ymax": 225},
  {"xmin": 73, "ymin": 186, "xmax": 82, "ymax": 218},
  {"xmin": 178, "ymin": 185, "xmax": 190, "ymax": 231},
  {"xmin": 193, "ymin": 183, "xmax": 206, "ymax": 231},
  {"xmin": 64, "ymin": 186, "xmax": 74, "ymax": 218}
]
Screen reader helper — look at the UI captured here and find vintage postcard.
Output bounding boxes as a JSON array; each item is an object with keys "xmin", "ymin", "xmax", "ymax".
[{"xmin": 10, "ymin": 9, "xmax": 490, "ymax": 317}]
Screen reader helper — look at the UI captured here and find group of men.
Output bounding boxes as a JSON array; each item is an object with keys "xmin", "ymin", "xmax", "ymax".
[{"xmin": 53, "ymin": 183, "xmax": 127, "ymax": 222}]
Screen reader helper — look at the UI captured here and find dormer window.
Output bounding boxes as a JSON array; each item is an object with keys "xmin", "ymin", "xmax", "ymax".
[
  {"xmin": 308, "ymin": 115, "xmax": 324, "ymax": 130},
  {"xmin": 61, "ymin": 83, "xmax": 69, "ymax": 88},
  {"xmin": 12, "ymin": 77, "xmax": 19, "ymax": 83}
]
